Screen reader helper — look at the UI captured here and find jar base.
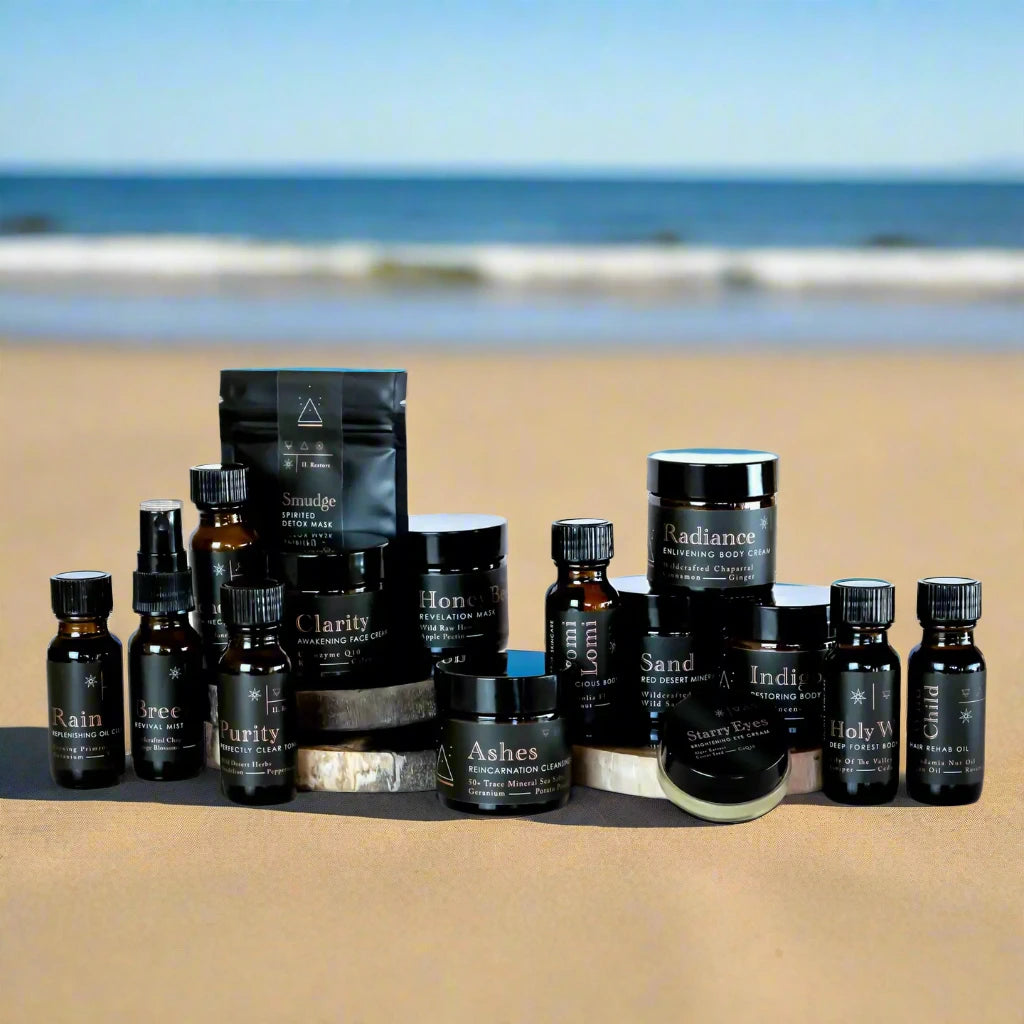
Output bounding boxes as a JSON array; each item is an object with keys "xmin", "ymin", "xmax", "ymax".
[
  {"xmin": 439, "ymin": 792, "xmax": 569, "ymax": 817},
  {"xmin": 133, "ymin": 758, "xmax": 204, "ymax": 782},
  {"xmin": 51, "ymin": 767, "xmax": 123, "ymax": 790},
  {"xmin": 907, "ymin": 780, "xmax": 982, "ymax": 806},
  {"xmin": 221, "ymin": 781, "xmax": 296, "ymax": 806},
  {"xmin": 823, "ymin": 778, "xmax": 898, "ymax": 805}
]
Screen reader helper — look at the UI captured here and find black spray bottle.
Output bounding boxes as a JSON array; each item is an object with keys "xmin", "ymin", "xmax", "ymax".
[
  {"xmin": 545, "ymin": 519, "xmax": 620, "ymax": 744},
  {"xmin": 46, "ymin": 571, "xmax": 125, "ymax": 788},
  {"xmin": 218, "ymin": 580, "xmax": 296, "ymax": 806},
  {"xmin": 823, "ymin": 578, "xmax": 900, "ymax": 805},
  {"xmin": 128, "ymin": 500, "xmax": 205, "ymax": 780},
  {"xmin": 907, "ymin": 577, "xmax": 985, "ymax": 806}
]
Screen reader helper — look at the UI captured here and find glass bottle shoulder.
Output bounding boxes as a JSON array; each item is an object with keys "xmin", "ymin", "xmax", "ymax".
[
  {"xmin": 824, "ymin": 642, "xmax": 900, "ymax": 674},
  {"xmin": 48, "ymin": 628, "xmax": 122, "ymax": 663},
  {"xmin": 908, "ymin": 641, "xmax": 985, "ymax": 676},
  {"xmin": 545, "ymin": 578, "xmax": 619, "ymax": 612}
]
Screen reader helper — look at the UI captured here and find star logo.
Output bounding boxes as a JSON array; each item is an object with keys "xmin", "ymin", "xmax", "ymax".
[
  {"xmin": 248, "ymin": 688, "xmax": 262, "ymax": 702},
  {"xmin": 283, "ymin": 457, "xmax": 294, "ymax": 469},
  {"xmin": 213, "ymin": 564, "xmax": 226, "ymax": 577},
  {"xmin": 168, "ymin": 667, "xmax": 182, "ymax": 680},
  {"xmin": 959, "ymin": 709, "xmax": 973, "ymax": 723},
  {"xmin": 760, "ymin": 515, "xmax": 769, "ymax": 528},
  {"xmin": 714, "ymin": 708, "xmax": 726, "ymax": 718},
  {"xmin": 850, "ymin": 689, "xmax": 867, "ymax": 705},
  {"xmin": 85, "ymin": 674, "xmax": 98, "ymax": 687}
]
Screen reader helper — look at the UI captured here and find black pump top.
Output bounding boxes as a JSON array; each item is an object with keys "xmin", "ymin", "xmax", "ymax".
[
  {"xmin": 190, "ymin": 463, "xmax": 249, "ymax": 508},
  {"xmin": 647, "ymin": 448, "xmax": 778, "ymax": 503},
  {"xmin": 51, "ymin": 570, "xmax": 113, "ymax": 619},
  {"xmin": 917, "ymin": 576, "xmax": 981, "ymax": 626},
  {"xmin": 831, "ymin": 578, "xmax": 895, "ymax": 629},
  {"xmin": 221, "ymin": 580, "xmax": 284, "ymax": 628},
  {"xmin": 137, "ymin": 499, "xmax": 188, "ymax": 573},
  {"xmin": 551, "ymin": 518, "xmax": 614, "ymax": 565}
]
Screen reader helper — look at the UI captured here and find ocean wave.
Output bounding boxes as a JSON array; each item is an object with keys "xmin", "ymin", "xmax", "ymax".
[{"xmin": 0, "ymin": 236, "xmax": 1022, "ymax": 295}]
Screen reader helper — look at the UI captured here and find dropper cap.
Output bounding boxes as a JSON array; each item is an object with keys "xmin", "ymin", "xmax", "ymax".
[{"xmin": 133, "ymin": 499, "xmax": 194, "ymax": 613}]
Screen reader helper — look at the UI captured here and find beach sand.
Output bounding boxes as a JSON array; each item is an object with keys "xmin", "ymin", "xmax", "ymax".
[{"xmin": 2, "ymin": 342, "xmax": 1022, "ymax": 1022}]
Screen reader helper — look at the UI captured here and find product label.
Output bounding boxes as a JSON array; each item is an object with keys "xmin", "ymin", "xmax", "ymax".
[
  {"xmin": 417, "ymin": 566, "xmax": 509, "ymax": 648},
  {"xmin": 192, "ymin": 546, "xmax": 266, "ymax": 660},
  {"xmin": 286, "ymin": 590, "xmax": 388, "ymax": 680},
  {"xmin": 637, "ymin": 634, "xmax": 717, "ymax": 711},
  {"xmin": 648, "ymin": 505, "xmax": 776, "ymax": 590},
  {"xmin": 130, "ymin": 650, "xmax": 204, "ymax": 765},
  {"xmin": 824, "ymin": 669, "xmax": 899, "ymax": 782},
  {"xmin": 47, "ymin": 659, "xmax": 125, "ymax": 774},
  {"xmin": 547, "ymin": 608, "xmax": 618, "ymax": 720},
  {"xmin": 437, "ymin": 718, "xmax": 571, "ymax": 806},
  {"xmin": 724, "ymin": 646, "xmax": 825, "ymax": 750},
  {"xmin": 276, "ymin": 371, "xmax": 346, "ymax": 550},
  {"xmin": 216, "ymin": 671, "xmax": 297, "ymax": 787},
  {"xmin": 907, "ymin": 669, "xmax": 985, "ymax": 784}
]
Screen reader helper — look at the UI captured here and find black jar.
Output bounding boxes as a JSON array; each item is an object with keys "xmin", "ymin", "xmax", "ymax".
[
  {"xmin": 279, "ymin": 534, "xmax": 389, "ymax": 686},
  {"xmin": 723, "ymin": 583, "xmax": 831, "ymax": 754},
  {"xmin": 434, "ymin": 650, "xmax": 572, "ymax": 816},
  {"xmin": 612, "ymin": 574, "xmax": 719, "ymax": 747},
  {"xmin": 409, "ymin": 514, "xmax": 509, "ymax": 665},
  {"xmin": 647, "ymin": 448, "xmax": 778, "ymax": 595}
]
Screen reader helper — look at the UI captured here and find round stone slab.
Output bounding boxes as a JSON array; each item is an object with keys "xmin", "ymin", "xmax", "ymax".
[
  {"xmin": 572, "ymin": 744, "xmax": 822, "ymax": 799},
  {"xmin": 296, "ymin": 677, "xmax": 436, "ymax": 733}
]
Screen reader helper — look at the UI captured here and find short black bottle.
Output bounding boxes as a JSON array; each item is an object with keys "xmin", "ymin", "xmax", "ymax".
[
  {"xmin": 545, "ymin": 518, "xmax": 620, "ymax": 745},
  {"xmin": 218, "ymin": 580, "xmax": 297, "ymax": 806},
  {"xmin": 823, "ymin": 579, "xmax": 900, "ymax": 805},
  {"xmin": 129, "ymin": 500, "xmax": 205, "ymax": 781},
  {"xmin": 46, "ymin": 571, "xmax": 125, "ymax": 789},
  {"xmin": 907, "ymin": 577, "xmax": 985, "ymax": 806}
]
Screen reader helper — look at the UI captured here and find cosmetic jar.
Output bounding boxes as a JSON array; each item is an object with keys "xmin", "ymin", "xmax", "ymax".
[
  {"xmin": 409, "ymin": 514, "xmax": 509, "ymax": 661},
  {"xmin": 612, "ymin": 574, "xmax": 718, "ymax": 746},
  {"xmin": 647, "ymin": 448, "xmax": 778, "ymax": 594},
  {"xmin": 434, "ymin": 649, "xmax": 572, "ymax": 816},
  {"xmin": 657, "ymin": 694, "xmax": 790, "ymax": 823},
  {"xmin": 279, "ymin": 533, "xmax": 389, "ymax": 684},
  {"xmin": 724, "ymin": 583, "xmax": 831, "ymax": 754}
]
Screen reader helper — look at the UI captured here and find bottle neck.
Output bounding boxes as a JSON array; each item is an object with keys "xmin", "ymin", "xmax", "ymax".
[
  {"xmin": 198, "ymin": 505, "xmax": 246, "ymax": 527},
  {"xmin": 923, "ymin": 625, "xmax": 974, "ymax": 647},
  {"xmin": 140, "ymin": 612, "xmax": 191, "ymax": 630},
  {"xmin": 230, "ymin": 623, "xmax": 282, "ymax": 648},
  {"xmin": 837, "ymin": 625, "xmax": 889, "ymax": 646},
  {"xmin": 556, "ymin": 562, "xmax": 610, "ymax": 584},
  {"xmin": 57, "ymin": 616, "xmax": 110, "ymax": 638}
]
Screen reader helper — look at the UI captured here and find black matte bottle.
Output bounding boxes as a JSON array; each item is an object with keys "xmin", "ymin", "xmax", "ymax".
[
  {"xmin": 218, "ymin": 581, "xmax": 296, "ymax": 806},
  {"xmin": 46, "ymin": 571, "xmax": 125, "ymax": 789},
  {"xmin": 129, "ymin": 500, "xmax": 205, "ymax": 780},
  {"xmin": 823, "ymin": 579, "xmax": 900, "ymax": 805},
  {"xmin": 907, "ymin": 577, "xmax": 985, "ymax": 806},
  {"xmin": 545, "ymin": 518, "xmax": 620, "ymax": 744}
]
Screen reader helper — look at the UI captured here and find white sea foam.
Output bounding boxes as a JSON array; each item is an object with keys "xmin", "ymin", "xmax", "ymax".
[{"xmin": 0, "ymin": 236, "xmax": 1022, "ymax": 295}]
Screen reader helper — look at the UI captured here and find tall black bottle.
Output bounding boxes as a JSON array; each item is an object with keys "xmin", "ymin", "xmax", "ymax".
[
  {"xmin": 128, "ymin": 500, "xmax": 205, "ymax": 780},
  {"xmin": 822, "ymin": 579, "xmax": 900, "ymax": 805},
  {"xmin": 46, "ymin": 571, "xmax": 125, "ymax": 789},
  {"xmin": 218, "ymin": 581, "xmax": 297, "ymax": 806},
  {"xmin": 545, "ymin": 518, "xmax": 620, "ymax": 744},
  {"xmin": 907, "ymin": 577, "xmax": 985, "ymax": 805}
]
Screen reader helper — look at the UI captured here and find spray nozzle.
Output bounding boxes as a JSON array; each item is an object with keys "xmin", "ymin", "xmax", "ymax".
[{"xmin": 138, "ymin": 499, "xmax": 188, "ymax": 573}]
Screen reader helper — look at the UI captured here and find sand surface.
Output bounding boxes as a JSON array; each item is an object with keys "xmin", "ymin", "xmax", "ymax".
[{"xmin": 1, "ymin": 342, "xmax": 1022, "ymax": 1023}]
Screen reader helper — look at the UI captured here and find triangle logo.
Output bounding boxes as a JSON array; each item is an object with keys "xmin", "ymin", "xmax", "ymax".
[
  {"xmin": 436, "ymin": 745, "xmax": 455, "ymax": 784},
  {"xmin": 298, "ymin": 397, "xmax": 323, "ymax": 427}
]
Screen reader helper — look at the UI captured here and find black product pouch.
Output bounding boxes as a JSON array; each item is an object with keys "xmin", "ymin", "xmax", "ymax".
[{"xmin": 219, "ymin": 369, "xmax": 408, "ymax": 551}]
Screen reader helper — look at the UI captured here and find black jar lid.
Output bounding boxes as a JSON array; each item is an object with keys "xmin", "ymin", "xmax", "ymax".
[
  {"xmin": 917, "ymin": 576, "xmax": 981, "ymax": 626},
  {"xmin": 434, "ymin": 649, "xmax": 566, "ymax": 717},
  {"xmin": 611, "ymin": 574, "xmax": 693, "ymax": 633},
  {"xmin": 408, "ymin": 513, "xmax": 507, "ymax": 569},
  {"xmin": 659, "ymin": 693, "xmax": 790, "ymax": 805},
  {"xmin": 277, "ymin": 533, "xmax": 387, "ymax": 592},
  {"xmin": 727, "ymin": 582, "xmax": 831, "ymax": 647},
  {"xmin": 51, "ymin": 570, "xmax": 113, "ymax": 618},
  {"xmin": 647, "ymin": 448, "xmax": 778, "ymax": 502},
  {"xmin": 221, "ymin": 580, "xmax": 284, "ymax": 627}
]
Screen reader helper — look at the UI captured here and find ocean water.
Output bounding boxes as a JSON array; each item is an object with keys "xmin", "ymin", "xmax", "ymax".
[{"xmin": 0, "ymin": 173, "xmax": 1021, "ymax": 346}]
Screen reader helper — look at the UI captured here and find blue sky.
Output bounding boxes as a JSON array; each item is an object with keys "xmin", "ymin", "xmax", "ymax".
[{"xmin": 2, "ymin": 0, "xmax": 1022, "ymax": 172}]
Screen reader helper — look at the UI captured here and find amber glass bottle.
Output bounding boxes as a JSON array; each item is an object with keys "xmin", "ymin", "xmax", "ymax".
[
  {"xmin": 46, "ymin": 571, "xmax": 125, "ymax": 789},
  {"xmin": 218, "ymin": 581, "xmax": 297, "ymax": 806},
  {"xmin": 545, "ymin": 518, "xmax": 620, "ymax": 744},
  {"xmin": 907, "ymin": 577, "xmax": 985, "ymax": 806}
]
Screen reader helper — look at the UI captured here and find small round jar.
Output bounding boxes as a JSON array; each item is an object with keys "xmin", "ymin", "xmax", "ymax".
[
  {"xmin": 409, "ymin": 514, "xmax": 509, "ymax": 663},
  {"xmin": 434, "ymin": 650, "xmax": 572, "ymax": 816},
  {"xmin": 612, "ymin": 574, "xmax": 719, "ymax": 747},
  {"xmin": 647, "ymin": 448, "xmax": 778, "ymax": 595},
  {"xmin": 278, "ymin": 533, "xmax": 389, "ymax": 686},
  {"xmin": 658, "ymin": 693, "xmax": 790, "ymax": 823},
  {"xmin": 724, "ymin": 583, "xmax": 831, "ymax": 756}
]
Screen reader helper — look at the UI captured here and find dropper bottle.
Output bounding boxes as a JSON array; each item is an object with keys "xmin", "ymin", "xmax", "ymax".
[{"xmin": 128, "ymin": 499, "xmax": 205, "ymax": 780}]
